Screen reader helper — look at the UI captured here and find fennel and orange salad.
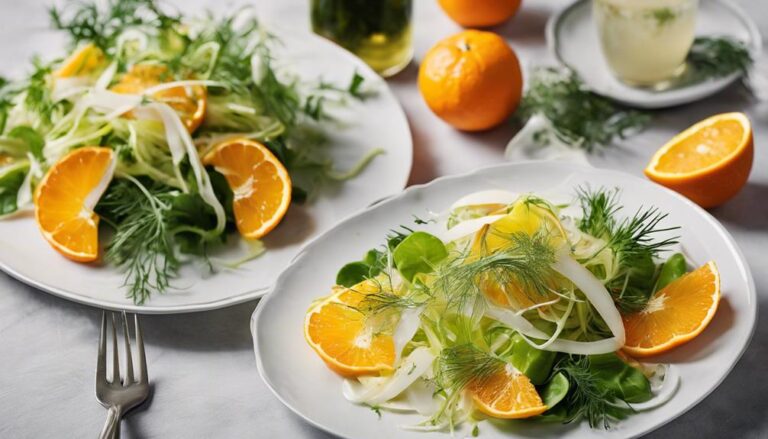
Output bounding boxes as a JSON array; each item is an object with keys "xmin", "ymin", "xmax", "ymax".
[
  {"xmin": 304, "ymin": 187, "xmax": 721, "ymax": 433},
  {"xmin": 0, "ymin": 0, "xmax": 378, "ymax": 304}
]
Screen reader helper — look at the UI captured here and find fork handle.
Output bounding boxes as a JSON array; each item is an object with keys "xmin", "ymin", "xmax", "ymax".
[{"xmin": 99, "ymin": 405, "xmax": 122, "ymax": 439}]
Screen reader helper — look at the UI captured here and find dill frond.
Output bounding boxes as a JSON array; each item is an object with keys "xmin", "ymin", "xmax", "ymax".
[
  {"xmin": 576, "ymin": 186, "xmax": 679, "ymax": 265},
  {"xmin": 435, "ymin": 231, "xmax": 557, "ymax": 310},
  {"xmin": 96, "ymin": 177, "xmax": 178, "ymax": 304},
  {"xmin": 554, "ymin": 355, "xmax": 632, "ymax": 429},
  {"xmin": 438, "ymin": 344, "xmax": 505, "ymax": 394},
  {"xmin": 576, "ymin": 186, "xmax": 679, "ymax": 312},
  {"xmin": 516, "ymin": 67, "xmax": 649, "ymax": 152},
  {"xmin": 686, "ymin": 36, "xmax": 753, "ymax": 83},
  {"xmin": 49, "ymin": 0, "xmax": 180, "ymax": 51}
]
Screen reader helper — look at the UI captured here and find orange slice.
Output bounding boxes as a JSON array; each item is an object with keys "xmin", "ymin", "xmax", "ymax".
[
  {"xmin": 110, "ymin": 64, "xmax": 207, "ymax": 133},
  {"xmin": 203, "ymin": 139, "xmax": 291, "ymax": 239},
  {"xmin": 304, "ymin": 279, "xmax": 396, "ymax": 377},
  {"xmin": 54, "ymin": 43, "xmax": 106, "ymax": 78},
  {"xmin": 623, "ymin": 261, "xmax": 720, "ymax": 357},
  {"xmin": 35, "ymin": 147, "xmax": 116, "ymax": 262},
  {"xmin": 645, "ymin": 112, "xmax": 753, "ymax": 208},
  {"xmin": 467, "ymin": 364, "xmax": 548, "ymax": 419}
]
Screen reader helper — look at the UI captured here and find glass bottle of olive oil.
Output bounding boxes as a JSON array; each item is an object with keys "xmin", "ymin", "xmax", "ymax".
[{"xmin": 311, "ymin": 0, "xmax": 413, "ymax": 77}]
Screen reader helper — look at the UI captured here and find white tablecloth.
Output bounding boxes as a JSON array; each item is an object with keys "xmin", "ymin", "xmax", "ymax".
[{"xmin": 1, "ymin": 0, "xmax": 767, "ymax": 437}]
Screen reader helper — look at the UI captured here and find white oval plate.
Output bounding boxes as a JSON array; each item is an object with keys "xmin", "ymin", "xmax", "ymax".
[
  {"xmin": 252, "ymin": 162, "xmax": 756, "ymax": 439},
  {"xmin": 547, "ymin": 0, "xmax": 762, "ymax": 109},
  {"xmin": 0, "ymin": 28, "xmax": 412, "ymax": 314}
]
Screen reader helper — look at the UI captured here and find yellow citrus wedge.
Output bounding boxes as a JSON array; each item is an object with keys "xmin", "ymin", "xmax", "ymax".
[
  {"xmin": 54, "ymin": 43, "xmax": 106, "ymax": 78},
  {"xmin": 35, "ymin": 147, "xmax": 116, "ymax": 262},
  {"xmin": 304, "ymin": 279, "xmax": 396, "ymax": 377},
  {"xmin": 110, "ymin": 63, "xmax": 207, "ymax": 133},
  {"xmin": 470, "ymin": 200, "xmax": 565, "ymax": 309},
  {"xmin": 644, "ymin": 112, "xmax": 753, "ymax": 208},
  {"xmin": 467, "ymin": 364, "xmax": 548, "ymax": 419},
  {"xmin": 203, "ymin": 138, "xmax": 292, "ymax": 239},
  {"xmin": 623, "ymin": 261, "xmax": 720, "ymax": 357}
]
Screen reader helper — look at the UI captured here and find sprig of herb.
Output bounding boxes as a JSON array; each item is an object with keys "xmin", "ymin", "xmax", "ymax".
[
  {"xmin": 438, "ymin": 344, "xmax": 504, "ymax": 394},
  {"xmin": 577, "ymin": 187, "xmax": 678, "ymax": 264},
  {"xmin": 516, "ymin": 67, "xmax": 650, "ymax": 152},
  {"xmin": 685, "ymin": 36, "xmax": 753, "ymax": 83},
  {"xmin": 96, "ymin": 177, "xmax": 178, "ymax": 304},
  {"xmin": 49, "ymin": 0, "xmax": 180, "ymax": 51},
  {"xmin": 554, "ymin": 355, "xmax": 632, "ymax": 428},
  {"xmin": 576, "ymin": 187, "xmax": 679, "ymax": 312},
  {"xmin": 436, "ymin": 231, "xmax": 557, "ymax": 309}
]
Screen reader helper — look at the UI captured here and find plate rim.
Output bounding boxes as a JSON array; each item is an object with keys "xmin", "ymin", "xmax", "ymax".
[
  {"xmin": 0, "ymin": 27, "xmax": 413, "ymax": 314},
  {"xmin": 252, "ymin": 160, "xmax": 757, "ymax": 439},
  {"xmin": 546, "ymin": 0, "xmax": 764, "ymax": 109}
]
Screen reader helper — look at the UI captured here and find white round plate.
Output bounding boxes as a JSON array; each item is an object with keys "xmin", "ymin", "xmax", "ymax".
[
  {"xmin": 547, "ymin": 0, "xmax": 762, "ymax": 109},
  {"xmin": 252, "ymin": 162, "xmax": 756, "ymax": 439},
  {"xmin": 0, "ymin": 29, "xmax": 412, "ymax": 314}
]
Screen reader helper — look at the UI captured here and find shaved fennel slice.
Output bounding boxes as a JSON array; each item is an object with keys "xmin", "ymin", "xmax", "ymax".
[
  {"xmin": 135, "ymin": 103, "xmax": 226, "ymax": 234},
  {"xmin": 437, "ymin": 215, "xmax": 505, "ymax": 243},
  {"xmin": 505, "ymin": 113, "xmax": 590, "ymax": 164},
  {"xmin": 450, "ymin": 190, "xmax": 519, "ymax": 210},
  {"xmin": 94, "ymin": 61, "xmax": 117, "ymax": 90},
  {"xmin": 342, "ymin": 347, "xmax": 435, "ymax": 405},
  {"xmin": 393, "ymin": 307, "xmax": 423, "ymax": 362},
  {"xmin": 379, "ymin": 379, "xmax": 441, "ymax": 416},
  {"xmin": 552, "ymin": 247, "xmax": 626, "ymax": 346},
  {"xmin": 486, "ymin": 303, "xmax": 622, "ymax": 355},
  {"xmin": 630, "ymin": 364, "xmax": 680, "ymax": 411}
]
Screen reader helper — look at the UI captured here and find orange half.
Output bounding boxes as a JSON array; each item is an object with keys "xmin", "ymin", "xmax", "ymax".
[
  {"xmin": 203, "ymin": 139, "xmax": 291, "ymax": 239},
  {"xmin": 623, "ymin": 261, "xmax": 721, "ymax": 357},
  {"xmin": 467, "ymin": 364, "xmax": 548, "ymax": 419},
  {"xmin": 304, "ymin": 279, "xmax": 396, "ymax": 377},
  {"xmin": 110, "ymin": 64, "xmax": 207, "ymax": 133},
  {"xmin": 35, "ymin": 147, "xmax": 116, "ymax": 262},
  {"xmin": 645, "ymin": 112, "xmax": 753, "ymax": 208}
]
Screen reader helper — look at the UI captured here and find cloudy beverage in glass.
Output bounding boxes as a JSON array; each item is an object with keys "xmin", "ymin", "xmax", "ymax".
[{"xmin": 593, "ymin": 0, "xmax": 698, "ymax": 86}]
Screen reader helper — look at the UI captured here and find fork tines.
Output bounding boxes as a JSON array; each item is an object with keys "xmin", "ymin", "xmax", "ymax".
[{"xmin": 97, "ymin": 311, "xmax": 147, "ymax": 386}]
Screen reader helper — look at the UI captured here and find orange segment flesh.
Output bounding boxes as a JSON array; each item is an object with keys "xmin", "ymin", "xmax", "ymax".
[
  {"xmin": 54, "ymin": 43, "xmax": 106, "ymax": 78},
  {"xmin": 305, "ymin": 279, "xmax": 396, "ymax": 377},
  {"xmin": 645, "ymin": 112, "xmax": 753, "ymax": 208},
  {"xmin": 203, "ymin": 139, "xmax": 291, "ymax": 239},
  {"xmin": 623, "ymin": 261, "xmax": 720, "ymax": 357},
  {"xmin": 35, "ymin": 147, "xmax": 116, "ymax": 262},
  {"xmin": 471, "ymin": 201, "xmax": 565, "ymax": 310},
  {"xmin": 110, "ymin": 64, "xmax": 207, "ymax": 133},
  {"xmin": 467, "ymin": 364, "xmax": 548, "ymax": 419}
]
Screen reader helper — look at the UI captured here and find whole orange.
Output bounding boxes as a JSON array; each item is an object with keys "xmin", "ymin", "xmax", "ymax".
[
  {"xmin": 438, "ymin": 0, "xmax": 522, "ymax": 27},
  {"xmin": 418, "ymin": 30, "xmax": 522, "ymax": 132}
]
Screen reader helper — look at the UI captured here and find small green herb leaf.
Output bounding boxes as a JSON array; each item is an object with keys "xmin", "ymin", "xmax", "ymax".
[
  {"xmin": 540, "ymin": 371, "xmax": 570, "ymax": 409},
  {"xmin": 392, "ymin": 231, "xmax": 448, "ymax": 282},
  {"xmin": 507, "ymin": 334, "xmax": 557, "ymax": 385},
  {"xmin": 336, "ymin": 261, "xmax": 372, "ymax": 287}
]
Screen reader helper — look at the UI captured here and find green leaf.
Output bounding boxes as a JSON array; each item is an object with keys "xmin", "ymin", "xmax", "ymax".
[
  {"xmin": 507, "ymin": 335, "xmax": 557, "ymax": 385},
  {"xmin": 587, "ymin": 353, "xmax": 652, "ymax": 404},
  {"xmin": 656, "ymin": 252, "xmax": 686, "ymax": 291},
  {"xmin": 7, "ymin": 126, "xmax": 45, "ymax": 161},
  {"xmin": 207, "ymin": 167, "xmax": 234, "ymax": 222},
  {"xmin": 0, "ymin": 163, "xmax": 29, "ymax": 216},
  {"xmin": 392, "ymin": 231, "xmax": 447, "ymax": 282},
  {"xmin": 336, "ymin": 261, "xmax": 371, "ymax": 287},
  {"xmin": 607, "ymin": 252, "xmax": 658, "ymax": 313},
  {"xmin": 540, "ymin": 372, "xmax": 569, "ymax": 408}
]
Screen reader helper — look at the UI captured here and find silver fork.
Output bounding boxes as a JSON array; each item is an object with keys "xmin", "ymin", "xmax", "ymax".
[{"xmin": 96, "ymin": 312, "xmax": 150, "ymax": 439}]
